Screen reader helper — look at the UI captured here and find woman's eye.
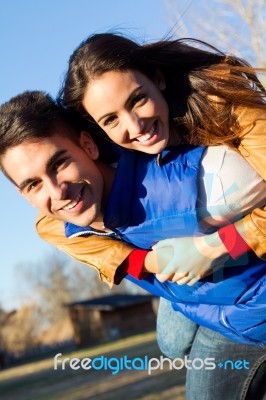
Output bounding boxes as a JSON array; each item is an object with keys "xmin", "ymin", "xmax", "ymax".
[
  {"xmin": 132, "ymin": 94, "xmax": 146, "ymax": 107},
  {"xmin": 103, "ymin": 115, "xmax": 117, "ymax": 127}
]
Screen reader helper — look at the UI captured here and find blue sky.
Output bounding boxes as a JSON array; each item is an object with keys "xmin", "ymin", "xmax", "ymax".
[
  {"xmin": 0, "ymin": 0, "xmax": 260, "ymax": 311},
  {"xmin": 0, "ymin": 0, "xmax": 172, "ymax": 310}
]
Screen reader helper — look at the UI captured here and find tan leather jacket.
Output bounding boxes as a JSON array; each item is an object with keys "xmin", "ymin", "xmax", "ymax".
[
  {"xmin": 36, "ymin": 105, "xmax": 266, "ymax": 286},
  {"xmin": 233, "ymin": 106, "xmax": 266, "ymax": 259},
  {"xmin": 36, "ymin": 214, "xmax": 134, "ymax": 287}
]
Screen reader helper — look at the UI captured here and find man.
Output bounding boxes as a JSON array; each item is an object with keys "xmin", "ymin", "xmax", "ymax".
[
  {"xmin": 0, "ymin": 89, "xmax": 265, "ymax": 344},
  {"xmin": 1, "ymin": 90, "xmax": 266, "ymax": 399}
]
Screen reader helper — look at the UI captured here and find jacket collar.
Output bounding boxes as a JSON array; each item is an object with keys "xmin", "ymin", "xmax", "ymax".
[{"xmin": 64, "ymin": 222, "xmax": 117, "ymax": 239}]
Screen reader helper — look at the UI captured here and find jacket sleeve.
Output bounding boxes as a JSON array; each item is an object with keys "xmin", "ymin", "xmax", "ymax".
[
  {"xmin": 223, "ymin": 107, "xmax": 266, "ymax": 259},
  {"xmin": 35, "ymin": 213, "xmax": 135, "ymax": 287}
]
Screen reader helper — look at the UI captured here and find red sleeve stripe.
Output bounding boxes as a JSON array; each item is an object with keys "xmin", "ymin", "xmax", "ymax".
[{"xmin": 218, "ymin": 224, "xmax": 251, "ymax": 259}]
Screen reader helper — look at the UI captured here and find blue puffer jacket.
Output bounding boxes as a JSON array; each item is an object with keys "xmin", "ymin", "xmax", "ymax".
[{"xmin": 65, "ymin": 146, "xmax": 266, "ymax": 345}]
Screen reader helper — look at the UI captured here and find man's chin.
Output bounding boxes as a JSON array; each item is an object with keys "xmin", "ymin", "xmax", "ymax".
[
  {"xmin": 54, "ymin": 209, "xmax": 98, "ymax": 227},
  {"xmin": 67, "ymin": 219, "xmax": 92, "ymax": 227}
]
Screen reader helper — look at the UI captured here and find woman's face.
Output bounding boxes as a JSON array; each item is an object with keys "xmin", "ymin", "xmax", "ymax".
[{"xmin": 82, "ymin": 69, "xmax": 169, "ymax": 154}]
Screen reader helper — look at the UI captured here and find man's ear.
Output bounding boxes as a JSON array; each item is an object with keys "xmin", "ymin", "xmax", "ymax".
[
  {"xmin": 154, "ymin": 70, "xmax": 166, "ymax": 91},
  {"xmin": 79, "ymin": 131, "xmax": 99, "ymax": 160}
]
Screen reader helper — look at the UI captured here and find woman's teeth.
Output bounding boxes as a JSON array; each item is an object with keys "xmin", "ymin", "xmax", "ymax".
[
  {"xmin": 137, "ymin": 132, "xmax": 153, "ymax": 143},
  {"xmin": 137, "ymin": 123, "xmax": 156, "ymax": 143}
]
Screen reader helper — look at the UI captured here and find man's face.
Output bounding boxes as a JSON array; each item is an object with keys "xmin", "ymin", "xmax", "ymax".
[{"xmin": 2, "ymin": 132, "xmax": 104, "ymax": 226}]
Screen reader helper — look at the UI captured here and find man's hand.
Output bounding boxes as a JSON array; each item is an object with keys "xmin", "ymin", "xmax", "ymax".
[{"xmin": 153, "ymin": 232, "xmax": 230, "ymax": 286}]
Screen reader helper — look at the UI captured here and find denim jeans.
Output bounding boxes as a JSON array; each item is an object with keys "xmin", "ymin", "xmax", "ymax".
[
  {"xmin": 156, "ymin": 297, "xmax": 198, "ymax": 358},
  {"xmin": 156, "ymin": 298, "xmax": 266, "ymax": 400}
]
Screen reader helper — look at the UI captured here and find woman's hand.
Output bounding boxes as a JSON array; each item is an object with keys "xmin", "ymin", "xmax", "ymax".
[{"xmin": 153, "ymin": 232, "xmax": 230, "ymax": 286}]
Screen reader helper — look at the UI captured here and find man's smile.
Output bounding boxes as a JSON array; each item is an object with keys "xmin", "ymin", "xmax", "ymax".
[{"xmin": 59, "ymin": 186, "xmax": 85, "ymax": 212}]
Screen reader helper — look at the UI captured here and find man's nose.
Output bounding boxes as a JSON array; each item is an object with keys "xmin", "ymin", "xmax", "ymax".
[{"xmin": 46, "ymin": 179, "xmax": 68, "ymax": 200}]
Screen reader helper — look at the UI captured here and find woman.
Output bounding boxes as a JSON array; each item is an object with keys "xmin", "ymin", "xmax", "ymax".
[
  {"xmin": 59, "ymin": 32, "xmax": 266, "ymax": 269},
  {"xmin": 38, "ymin": 33, "xmax": 266, "ymax": 399}
]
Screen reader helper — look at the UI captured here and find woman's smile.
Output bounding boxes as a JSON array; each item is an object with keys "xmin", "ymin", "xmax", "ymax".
[{"xmin": 82, "ymin": 69, "xmax": 169, "ymax": 154}]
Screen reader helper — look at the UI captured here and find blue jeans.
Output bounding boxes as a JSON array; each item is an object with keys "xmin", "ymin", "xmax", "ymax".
[
  {"xmin": 156, "ymin": 298, "xmax": 266, "ymax": 400},
  {"xmin": 157, "ymin": 297, "xmax": 198, "ymax": 358}
]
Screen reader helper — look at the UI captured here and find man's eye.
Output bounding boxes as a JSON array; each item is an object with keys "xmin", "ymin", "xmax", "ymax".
[
  {"xmin": 53, "ymin": 158, "xmax": 68, "ymax": 170},
  {"xmin": 27, "ymin": 181, "xmax": 39, "ymax": 192}
]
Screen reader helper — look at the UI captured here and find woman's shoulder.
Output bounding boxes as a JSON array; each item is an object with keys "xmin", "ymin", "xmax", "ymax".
[{"xmin": 233, "ymin": 105, "xmax": 266, "ymax": 180}]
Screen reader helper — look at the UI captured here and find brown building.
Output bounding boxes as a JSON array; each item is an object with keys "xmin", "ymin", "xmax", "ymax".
[{"xmin": 66, "ymin": 294, "xmax": 157, "ymax": 346}]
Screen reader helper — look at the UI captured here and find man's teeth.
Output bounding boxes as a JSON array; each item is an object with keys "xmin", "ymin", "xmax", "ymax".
[
  {"xmin": 62, "ymin": 192, "xmax": 81, "ymax": 211},
  {"xmin": 137, "ymin": 124, "xmax": 156, "ymax": 143}
]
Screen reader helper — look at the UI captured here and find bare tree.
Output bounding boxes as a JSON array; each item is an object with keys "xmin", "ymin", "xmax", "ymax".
[
  {"xmin": 165, "ymin": 0, "xmax": 266, "ymax": 68},
  {"xmin": 0, "ymin": 248, "xmax": 150, "ymax": 355},
  {"xmin": 0, "ymin": 308, "xmax": 16, "ymax": 349},
  {"xmin": 16, "ymin": 251, "xmax": 145, "ymax": 329},
  {"xmin": 17, "ymin": 252, "xmax": 107, "ymax": 325},
  {"xmin": 1, "ymin": 305, "xmax": 39, "ymax": 356}
]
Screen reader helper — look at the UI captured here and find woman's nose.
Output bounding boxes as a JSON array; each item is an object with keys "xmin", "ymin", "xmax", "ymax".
[{"xmin": 125, "ymin": 113, "xmax": 144, "ymax": 139}]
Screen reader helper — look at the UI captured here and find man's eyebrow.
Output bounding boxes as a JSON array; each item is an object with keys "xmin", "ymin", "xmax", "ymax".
[
  {"xmin": 18, "ymin": 149, "xmax": 68, "ymax": 191},
  {"xmin": 19, "ymin": 177, "xmax": 39, "ymax": 192},
  {"xmin": 46, "ymin": 149, "xmax": 68, "ymax": 170},
  {"xmin": 97, "ymin": 85, "xmax": 144, "ymax": 123}
]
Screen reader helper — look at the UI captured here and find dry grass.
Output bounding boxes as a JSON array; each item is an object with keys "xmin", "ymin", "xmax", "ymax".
[{"xmin": 0, "ymin": 332, "xmax": 186, "ymax": 400}]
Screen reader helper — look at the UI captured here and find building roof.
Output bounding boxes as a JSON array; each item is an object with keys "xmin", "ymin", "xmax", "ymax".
[{"xmin": 66, "ymin": 294, "xmax": 156, "ymax": 311}]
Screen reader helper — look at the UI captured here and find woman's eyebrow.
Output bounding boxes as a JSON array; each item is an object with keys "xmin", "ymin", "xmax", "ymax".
[{"xmin": 96, "ymin": 85, "xmax": 144, "ymax": 123}]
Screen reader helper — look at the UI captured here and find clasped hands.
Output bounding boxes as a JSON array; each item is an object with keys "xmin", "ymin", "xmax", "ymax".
[{"xmin": 153, "ymin": 232, "xmax": 229, "ymax": 286}]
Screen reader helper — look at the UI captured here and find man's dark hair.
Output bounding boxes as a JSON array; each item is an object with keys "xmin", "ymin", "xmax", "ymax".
[
  {"xmin": 0, "ymin": 91, "xmax": 83, "ymax": 165},
  {"xmin": 0, "ymin": 90, "xmax": 120, "ymax": 176}
]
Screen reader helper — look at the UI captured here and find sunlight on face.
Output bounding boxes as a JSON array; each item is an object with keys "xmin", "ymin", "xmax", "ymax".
[
  {"xmin": 2, "ymin": 133, "xmax": 104, "ymax": 227},
  {"xmin": 82, "ymin": 69, "xmax": 169, "ymax": 154}
]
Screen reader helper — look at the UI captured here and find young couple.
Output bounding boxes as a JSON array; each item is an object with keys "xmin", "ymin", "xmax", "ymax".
[{"xmin": 1, "ymin": 33, "xmax": 265, "ymax": 399}]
